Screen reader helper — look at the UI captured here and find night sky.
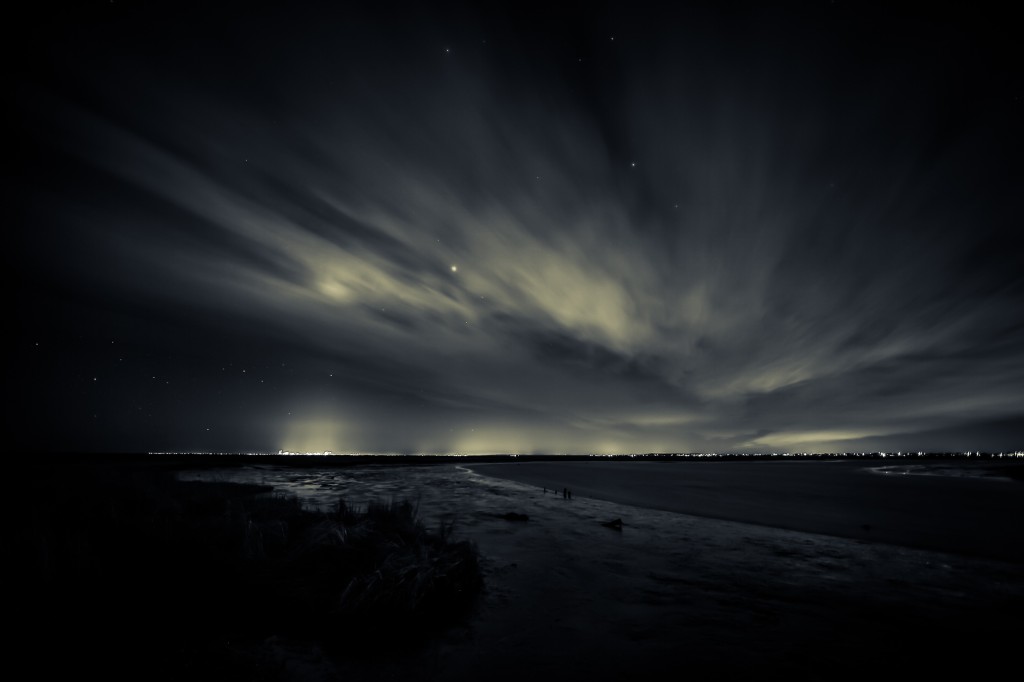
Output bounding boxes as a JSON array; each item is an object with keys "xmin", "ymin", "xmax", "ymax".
[{"xmin": 13, "ymin": 1, "xmax": 1023, "ymax": 454}]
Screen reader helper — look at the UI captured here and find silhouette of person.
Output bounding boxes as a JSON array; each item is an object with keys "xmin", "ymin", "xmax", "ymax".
[{"xmin": 562, "ymin": 487, "xmax": 567, "ymax": 499}]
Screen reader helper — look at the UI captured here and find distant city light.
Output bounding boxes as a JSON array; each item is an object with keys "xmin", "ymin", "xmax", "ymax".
[{"xmin": 145, "ymin": 450, "xmax": 1024, "ymax": 459}]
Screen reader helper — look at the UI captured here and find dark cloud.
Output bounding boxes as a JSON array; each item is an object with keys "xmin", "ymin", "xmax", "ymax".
[{"xmin": 13, "ymin": 1, "xmax": 1024, "ymax": 453}]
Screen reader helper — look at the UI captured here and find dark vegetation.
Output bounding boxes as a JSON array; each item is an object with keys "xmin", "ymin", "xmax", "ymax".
[{"xmin": 19, "ymin": 463, "xmax": 482, "ymax": 679}]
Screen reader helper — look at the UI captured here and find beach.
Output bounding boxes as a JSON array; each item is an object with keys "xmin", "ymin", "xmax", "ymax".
[
  {"xmin": 175, "ymin": 459, "xmax": 1023, "ymax": 680},
  {"xmin": 466, "ymin": 459, "xmax": 1024, "ymax": 562}
]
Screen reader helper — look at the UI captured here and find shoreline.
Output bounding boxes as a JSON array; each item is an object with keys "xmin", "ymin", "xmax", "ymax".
[
  {"xmin": 466, "ymin": 459, "xmax": 1024, "ymax": 563},
  {"xmin": 20, "ymin": 459, "xmax": 1024, "ymax": 680},
  {"xmin": 440, "ymin": 463, "xmax": 1024, "ymax": 680}
]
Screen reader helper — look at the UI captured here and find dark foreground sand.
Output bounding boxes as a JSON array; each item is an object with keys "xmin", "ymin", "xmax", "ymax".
[{"xmin": 315, "ymin": 461, "xmax": 1023, "ymax": 681}]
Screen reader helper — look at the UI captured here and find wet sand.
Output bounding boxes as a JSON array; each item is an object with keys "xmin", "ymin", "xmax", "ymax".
[
  {"xmin": 426, "ymin": 463, "xmax": 1023, "ymax": 681},
  {"xmin": 174, "ymin": 462, "xmax": 1023, "ymax": 680},
  {"xmin": 467, "ymin": 459, "xmax": 1024, "ymax": 562}
]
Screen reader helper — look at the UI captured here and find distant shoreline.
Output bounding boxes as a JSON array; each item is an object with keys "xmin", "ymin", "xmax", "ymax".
[
  {"xmin": 467, "ymin": 459, "xmax": 1024, "ymax": 563},
  {"xmin": 867, "ymin": 462, "xmax": 1024, "ymax": 482},
  {"xmin": 17, "ymin": 450, "xmax": 1024, "ymax": 472}
]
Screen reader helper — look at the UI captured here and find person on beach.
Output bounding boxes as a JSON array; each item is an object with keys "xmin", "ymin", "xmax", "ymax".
[{"xmin": 562, "ymin": 487, "xmax": 567, "ymax": 499}]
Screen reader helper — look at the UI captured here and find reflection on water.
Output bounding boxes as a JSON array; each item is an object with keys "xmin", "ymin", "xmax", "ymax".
[{"xmin": 868, "ymin": 463, "xmax": 1014, "ymax": 482}]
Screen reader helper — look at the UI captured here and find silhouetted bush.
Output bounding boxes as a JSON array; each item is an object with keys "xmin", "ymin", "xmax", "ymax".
[{"xmin": 20, "ymin": 465, "xmax": 482, "ymax": 677}]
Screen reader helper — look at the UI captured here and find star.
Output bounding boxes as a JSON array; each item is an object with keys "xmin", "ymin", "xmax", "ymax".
[{"xmin": 451, "ymin": 265, "xmax": 458, "ymax": 272}]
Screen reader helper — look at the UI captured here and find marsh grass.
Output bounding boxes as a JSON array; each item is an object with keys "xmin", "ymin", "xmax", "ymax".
[{"xmin": 21, "ymin": 464, "xmax": 482, "ymax": 676}]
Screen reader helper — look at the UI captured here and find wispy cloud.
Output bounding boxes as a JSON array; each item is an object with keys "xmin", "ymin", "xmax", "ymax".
[{"xmin": 18, "ymin": 5, "xmax": 1023, "ymax": 452}]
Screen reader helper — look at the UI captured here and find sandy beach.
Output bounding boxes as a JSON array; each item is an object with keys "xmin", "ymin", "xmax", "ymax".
[
  {"xmin": 424, "ymin": 462, "xmax": 1022, "ymax": 680},
  {"xmin": 175, "ymin": 460, "xmax": 1024, "ymax": 680}
]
